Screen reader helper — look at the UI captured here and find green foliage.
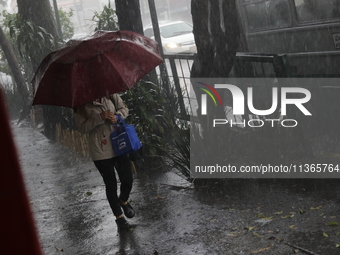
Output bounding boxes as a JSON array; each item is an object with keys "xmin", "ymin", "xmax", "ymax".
[
  {"xmin": 92, "ymin": 2, "xmax": 119, "ymax": 31},
  {"xmin": 166, "ymin": 122, "xmax": 191, "ymax": 178},
  {"xmin": 122, "ymin": 80, "xmax": 192, "ymax": 177},
  {"xmin": 1, "ymin": 10, "xmax": 16, "ymax": 26},
  {"xmin": 58, "ymin": 8, "xmax": 75, "ymax": 41},
  {"xmin": 121, "ymin": 81, "xmax": 170, "ymax": 163},
  {"xmin": 158, "ymin": 84, "xmax": 192, "ymax": 178}
]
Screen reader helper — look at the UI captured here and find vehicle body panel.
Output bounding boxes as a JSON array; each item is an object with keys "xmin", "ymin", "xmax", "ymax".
[{"xmin": 237, "ymin": 0, "xmax": 340, "ymax": 77}]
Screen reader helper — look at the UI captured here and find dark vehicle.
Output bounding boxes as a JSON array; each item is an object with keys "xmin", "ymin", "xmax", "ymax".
[{"xmin": 237, "ymin": 0, "xmax": 340, "ymax": 77}]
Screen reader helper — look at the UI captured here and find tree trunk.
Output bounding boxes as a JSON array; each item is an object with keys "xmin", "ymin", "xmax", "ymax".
[
  {"xmin": 191, "ymin": 0, "xmax": 214, "ymax": 78},
  {"xmin": 219, "ymin": 0, "xmax": 240, "ymax": 76},
  {"xmin": 115, "ymin": 0, "xmax": 144, "ymax": 34},
  {"xmin": 17, "ymin": 0, "xmax": 61, "ymax": 139},
  {"xmin": 17, "ymin": 0, "xmax": 60, "ymax": 70},
  {"xmin": 17, "ymin": 0, "xmax": 59, "ymax": 38},
  {"xmin": 191, "ymin": 0, "xmax": 240, "ymax": 78},
  {"xmin": 115, "ymin": 0, "xmax": 159, "ymax": 86},
  {"xmin": 190, "ymin": 0, "xmax": 240, "ymax": 143}
]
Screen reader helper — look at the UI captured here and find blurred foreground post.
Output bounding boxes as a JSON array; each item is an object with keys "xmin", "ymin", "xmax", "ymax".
[{"xmin": 0, "ymin": 88, "xmax": 43, "ymax": 255}]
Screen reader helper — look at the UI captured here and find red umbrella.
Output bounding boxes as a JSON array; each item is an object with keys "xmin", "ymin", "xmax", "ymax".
[{"xmin": 32, "ymin": 30, "xmax": 163, "ymax": 108}]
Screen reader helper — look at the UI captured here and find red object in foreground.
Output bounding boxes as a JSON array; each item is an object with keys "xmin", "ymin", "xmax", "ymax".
[
  {"xmin": 32, "ymin": 30, "xmax": 163, "ymax": 108},
  {"xmin": 0, "ymin": 88, "xmax": 43, "ymax": 255}
]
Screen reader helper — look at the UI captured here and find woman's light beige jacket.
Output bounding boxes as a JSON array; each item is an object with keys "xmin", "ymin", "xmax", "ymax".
[{"xmin": 74, "ymin": 94, "xmax": 128, "ymax": 161}]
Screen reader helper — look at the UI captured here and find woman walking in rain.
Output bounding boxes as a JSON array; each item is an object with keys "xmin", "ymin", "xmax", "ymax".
[{"xmin": 74, "ymin": 94, "xmax": 135, "ymax": 231}]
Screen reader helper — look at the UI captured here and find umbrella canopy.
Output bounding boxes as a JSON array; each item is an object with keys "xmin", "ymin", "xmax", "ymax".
[{"xmin": 32, "ymin": 30, "xmax": 163, "ymax": 108}]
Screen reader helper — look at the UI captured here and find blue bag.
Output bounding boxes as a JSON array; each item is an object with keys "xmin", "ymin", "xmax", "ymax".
[{"xmin": 110, "ymin": 115, "xmax": 142, "ymax": 156}]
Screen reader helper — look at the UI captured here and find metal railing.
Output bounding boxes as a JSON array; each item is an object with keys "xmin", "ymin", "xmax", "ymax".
[
  {"xmin": 162, "ymin": 52, "xmax": 292, "ymax": 120},
  {"xmin": 161, "ymin": 53, "xmax": 195, "ymax": 120}
]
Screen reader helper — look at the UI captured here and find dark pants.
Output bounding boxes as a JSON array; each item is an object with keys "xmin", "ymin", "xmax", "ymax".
[{"xmin": 94, "ymin": 156, "xmax": 133, "ymax": 217}]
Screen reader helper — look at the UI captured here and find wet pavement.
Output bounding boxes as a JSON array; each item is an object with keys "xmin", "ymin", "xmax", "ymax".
[{"xmin": 13, "ymin": 123, "xmax": 340, "ymax": 255}]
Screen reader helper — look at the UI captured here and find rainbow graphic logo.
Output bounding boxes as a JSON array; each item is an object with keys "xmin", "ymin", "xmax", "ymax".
[{"xmin": 197, "ymin": 82, "xmax": 223, "ymax": 114}]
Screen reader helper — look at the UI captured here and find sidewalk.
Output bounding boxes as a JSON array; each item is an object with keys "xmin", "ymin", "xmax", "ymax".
[{"xmin": 13, "ymin": 123, "xmax": 340, "ymax": 255}]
